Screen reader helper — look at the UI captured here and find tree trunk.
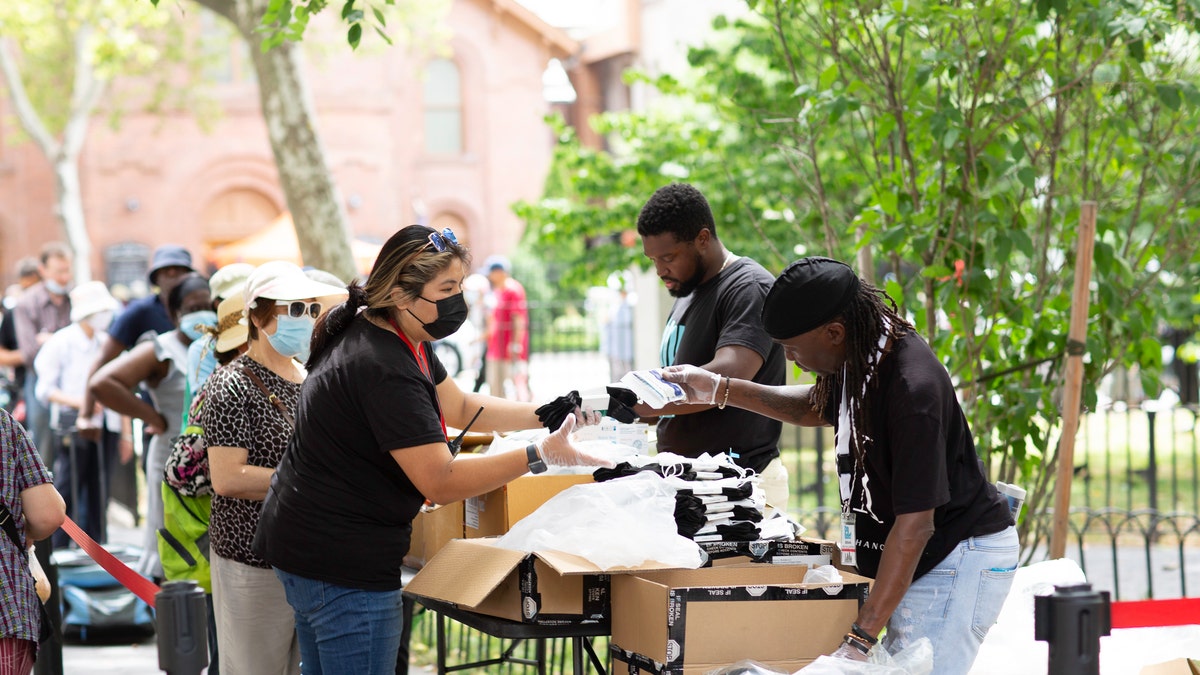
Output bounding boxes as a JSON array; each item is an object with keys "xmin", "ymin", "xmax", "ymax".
[
  {"xmin": 197, "ymin": 0, "xmax": 357, "ymax": 281},
  {"xmin": 0, "ymin": 34, "xmax": 101, "ymax": 282},
  {"xmin": 54, "ymin": 157, "xmax": 93, "ymax": 281}
]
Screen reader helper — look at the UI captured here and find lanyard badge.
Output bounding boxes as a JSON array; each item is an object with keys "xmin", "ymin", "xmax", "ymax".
[{"xmin": 840, "ymin": 512, "xmax": 857, "ymax": 568}]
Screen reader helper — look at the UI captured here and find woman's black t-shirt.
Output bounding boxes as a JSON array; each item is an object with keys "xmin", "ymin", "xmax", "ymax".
[
  {"xmin": 254, "ymin": 316, "xmax": 447, "ymax": 590},
  {"xmin": 825, "ymin": 331, "xmax": 1012, "ymax": 580}
]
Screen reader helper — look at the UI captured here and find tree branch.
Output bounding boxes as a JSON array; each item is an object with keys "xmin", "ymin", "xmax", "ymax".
[{"xmin": 0, "ymin": 38, "xmax": 60, "ymax": 158}]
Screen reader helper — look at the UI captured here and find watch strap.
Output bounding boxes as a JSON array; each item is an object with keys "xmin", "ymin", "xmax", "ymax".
[{"xmin": 525, "ymin": 443, "xmax": 548, "ymax": 474}]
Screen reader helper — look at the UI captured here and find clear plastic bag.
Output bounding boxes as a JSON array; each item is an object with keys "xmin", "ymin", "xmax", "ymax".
[
  {"xmin": 494, "ymin": 473, "xmax": 705, "ymax": 569},
  {"xmin": 707, "ymin": 660, "xmax": 788, "ymax": 675},
  {"xmin": 795, "ymin": 638, "xmax": 933, "ymax": 675}
]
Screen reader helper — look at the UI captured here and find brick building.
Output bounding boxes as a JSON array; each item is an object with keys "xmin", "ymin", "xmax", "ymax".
[{"xmin": 0, "ymin": 0, "xmax": 577, "ymax": 287}]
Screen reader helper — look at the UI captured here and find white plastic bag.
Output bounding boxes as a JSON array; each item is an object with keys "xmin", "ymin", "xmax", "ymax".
[
  {"xmin": 494, "ymin": 473, "xmax": 705, "ymax": 569},
  {"xmin": 795, "ymin": 638, "xmax": 932, "ymax": 675}
]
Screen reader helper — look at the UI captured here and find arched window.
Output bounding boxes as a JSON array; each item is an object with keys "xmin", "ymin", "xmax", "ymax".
[{"xmin": 424, "ymin": 59, "xmax": 463, "ymax": 155}]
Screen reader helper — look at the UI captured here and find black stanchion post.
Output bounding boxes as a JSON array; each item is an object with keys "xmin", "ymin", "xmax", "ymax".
[
  {"xmin": 156, "ymin": 580, "xmax": 208, "ymax": 675},
  {"xmin": 1034, "ymin": 583, "xmax": 1112, "ymax": 675},
  {"xmin": 33, "ymin": 543, "xmax": 63, "ymax": 675}
]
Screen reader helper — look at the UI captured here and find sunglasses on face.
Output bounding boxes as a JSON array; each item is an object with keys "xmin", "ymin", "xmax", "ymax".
[
  {"xmin": 427, "ymin": 228, "xmax": 459, "ymax": 252},
  {"xmin": 275, "ymin": 300, "xmax": 322, "ymax": 319}
]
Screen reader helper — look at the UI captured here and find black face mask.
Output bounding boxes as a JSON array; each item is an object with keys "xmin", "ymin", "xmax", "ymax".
[{"xmin": 407, "ymin": 292, "xmax": 469, "ymax": 340}]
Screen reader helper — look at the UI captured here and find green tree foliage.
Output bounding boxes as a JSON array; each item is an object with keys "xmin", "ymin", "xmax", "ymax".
[
  {"xmin": 517, "ymin": 0, "xmax": 1200, "ymax": 548},
  {"xmin": 0, "ymin": 0, "xmax": 192, "ymax": 280}
]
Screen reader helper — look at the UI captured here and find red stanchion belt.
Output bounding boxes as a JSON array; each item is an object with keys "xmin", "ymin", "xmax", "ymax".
[
  {"xmin": 60, "ymin": 516, "xmax": 160, "ymax": 609},
  {"xmin": 1111, "ymin": 597, "xmax": 1200, "ymax": 629}
]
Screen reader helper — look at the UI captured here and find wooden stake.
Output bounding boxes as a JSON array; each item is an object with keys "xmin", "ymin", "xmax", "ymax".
[{"xmin": 1050, "ymin": 202, "xmax": 1097, "ymax": 559}]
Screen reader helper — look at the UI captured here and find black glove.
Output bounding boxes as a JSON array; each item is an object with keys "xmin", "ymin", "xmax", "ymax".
[
  {"xmin": 606, "ymin": 385, "xmax": 639, "ymax": 424},
  {"xmin": 535, "ymin": 390, "xmax": 582, "ymax": 431}
]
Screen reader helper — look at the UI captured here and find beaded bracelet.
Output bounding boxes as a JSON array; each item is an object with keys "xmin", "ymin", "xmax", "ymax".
[{"xmin": 717, "ymin": 376, "xmax": 731, "ymax": 409}]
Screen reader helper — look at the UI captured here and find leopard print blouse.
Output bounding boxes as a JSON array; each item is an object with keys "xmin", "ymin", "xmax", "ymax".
[{"xmin": 199, "ymin": 355, "xmax": 299, "ymax": 568}]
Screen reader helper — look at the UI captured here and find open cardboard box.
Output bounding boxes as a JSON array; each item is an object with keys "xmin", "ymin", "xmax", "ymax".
[
  {"xmin": 403, "ymin": 537, "xmax": 685, "ymax": 625},
  {"xmin": 464, "ymin": 473, "xmax": 594, "ymax": 538},
  {"xmin": 1143, "ymin": 659, "xmax": 1200, "ymax": 675},
  {"xmin": 402, "ymin": 502, "xmax": 464, "ymax": 570},
  {"xmin": 610, "ymin": 564, "xmax": 873, "ymax": 674}
]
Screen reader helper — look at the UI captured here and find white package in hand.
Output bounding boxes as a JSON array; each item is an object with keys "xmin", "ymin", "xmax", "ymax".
[
  {"xmin": 620, "ymin": 369, "xmax": 686, "ymax": 408},
  {"xmin": 494, "ymin": 474, "xmax": 704, "ymax": 570}
]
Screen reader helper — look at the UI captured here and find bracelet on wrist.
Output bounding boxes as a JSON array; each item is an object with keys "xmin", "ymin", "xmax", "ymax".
[
  {"xmin": 717, "ymin": 376, "xmax": 731, "ymax": 410},
  {"xmin": 843, "ymin": 632, "xmax": 872, "ymax": 655},
  {"xmin": 851, "ymin": 622, "xmax": 878, "ymax": 646}
]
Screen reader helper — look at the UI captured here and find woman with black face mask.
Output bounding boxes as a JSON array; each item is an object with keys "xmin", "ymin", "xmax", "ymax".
[{"xmin": 253, "ymin": 225, "xmax": 611, "ymax": 674}]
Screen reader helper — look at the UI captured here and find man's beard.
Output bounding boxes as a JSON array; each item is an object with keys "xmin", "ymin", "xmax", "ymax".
[{"xmin": 667, "ymin": 258, "xmax": 708, "ymax": 298}]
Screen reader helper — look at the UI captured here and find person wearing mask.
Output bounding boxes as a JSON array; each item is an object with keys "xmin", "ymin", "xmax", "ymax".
[
  {"xmin": 77, "ymin": 245, "xmax": 195, "ymax": 442},
  {"xmin": 199, "ymin": 261, "xmax": 344, "ymax": 675},
  {"xmin": 12, "ymin": 243, "xmax": 74, "ymax": 465},
  {"xmin": 162, "ymin": 289, "xmax": 253, "ymax": 675},
  {"xmin": 631, "ymin": 183, "xmax": 789, "ymax": 510},
  {"xmin": 0, "ymin": 408, "xmax": 66, "ymax": 674},
  {"xmin": 89, "ymin": 274, "xmax": 212, "ymax": 581},
  {"xmin": 32, "ymin": 282, "xmax": 120, "ymax": 546},
  {"xmin": 253, "ymin": 226, "xmax": 610, "ymax": 673},
  {"xmin": 660, "ymin": 257, "xmax": 1018, "ymax": 674},
  {"xmin": 185, "ymin": 262, "xmax": 254, "ymax": 399},
  {"xmin": 483, "ymin": 255, "xmax": 531, "ymax": 401}
]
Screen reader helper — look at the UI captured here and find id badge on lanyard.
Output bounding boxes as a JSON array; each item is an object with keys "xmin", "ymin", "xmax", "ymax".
[{"xmin": 840, "ymin": 512, "xmax": 857, "ymax": 568}]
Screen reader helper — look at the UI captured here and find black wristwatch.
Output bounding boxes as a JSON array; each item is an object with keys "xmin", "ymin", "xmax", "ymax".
[{"xmin": 526, "ymin": 443, "xmax": 548, "ymax": 474}]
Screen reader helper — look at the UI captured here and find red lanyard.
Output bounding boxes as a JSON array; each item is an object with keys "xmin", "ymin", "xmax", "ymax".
[{"xmin": 387, "ymin": 317, "xmax": 447, "ymax": 441}]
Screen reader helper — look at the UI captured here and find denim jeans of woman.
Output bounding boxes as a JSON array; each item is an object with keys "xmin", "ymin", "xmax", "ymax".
[
  {"xmin": 275, "ymin": 568, "xmax": 404, "ymax": 675},
  {"xmin": 881, "ymin": 525, "xmax": 1019, "ymax": 675}
]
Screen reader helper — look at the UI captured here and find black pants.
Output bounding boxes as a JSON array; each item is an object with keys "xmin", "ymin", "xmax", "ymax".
[{"xmin": 50, "ymin": 426, "xmax": 118, "ymax": 549}]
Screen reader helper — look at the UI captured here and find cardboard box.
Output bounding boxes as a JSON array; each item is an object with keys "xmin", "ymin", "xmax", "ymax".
[
  {"xmin": 464, "ymin": 474, "xmax": 594, "ymax": 538},
  {"xmin": 610, "ymin": 565, "xmax": 873, "ymax": 674},
  {"xmin": 404, "ymin": 538, "xmax": 681, "ymax": 625},
  {"xmin": 403, "ymin": 502, "xmax": 464, "ymax": 570},
  {"xmin": 1142, "ymin": 659, "xmax": 1200, "ymax": 675},
  {"xmin": 700, "ymin": 538, "xmax": 834, "ymax": 567}
]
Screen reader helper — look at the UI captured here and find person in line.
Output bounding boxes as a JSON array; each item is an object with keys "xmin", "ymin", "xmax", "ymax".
[
  {"xmin": 632, "ymin": 183, "xmax": 789, "ymax": 510},
  {"xmin": 0, "ymin": 408, "xmax": 66, "ymax": 674},
  {"xmin": 12, "ymin": 243, "xmax": 74, "ymax": 465},
  {"xmin": 162, "ymin": 290, "xmax": 253, "ymax": 675},
  {"xmin": 254, "ymin": 225, "xmax": 610, "ymax": 674},
  {"xmin": 661, "ymin": 256, "xmax": 1017, "ymax": 674},
  {"xmin": 77, "ymin": 244, "xmax": 195, "ymax": 442},
  {"xmin": 89, "ymin": 274, "xmax": 212, "ymax": 581},
  {"xmin": 199, "ymin": 261, "xmax": 344, "ymax": 675},
  {"xmin": 185, "ymin": 262, "xmax": 255, "ymax": 400},
  {"xmin": 483, "ymin": 255, "xmax": 531, "ymax": 401},
  {"xmin": 0, "ymin": 257, "xmax": 42, "ymax": 415},
  {"xmin": 32, "ymin": 282, "xmax": 120, "ymax": 546}
]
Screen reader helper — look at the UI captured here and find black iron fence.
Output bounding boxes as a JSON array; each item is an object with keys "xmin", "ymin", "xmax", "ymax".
[{"xmin": 787, "ymin": 403, "xmax": 1200, "ymax": 600}]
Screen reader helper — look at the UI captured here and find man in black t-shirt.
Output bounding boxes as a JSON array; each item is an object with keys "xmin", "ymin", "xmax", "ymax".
[
  {"xmin": 632, "ymin": 183, "xmax": 788, "ymax": 507},
  {"xmin": 661, "ymin": 257, "xmax": 1017, "ymax": 675}
]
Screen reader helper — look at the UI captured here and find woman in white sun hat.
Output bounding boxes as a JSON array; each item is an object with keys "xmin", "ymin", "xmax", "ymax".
[
  {"xmin": 197, "ymin": 261, "xmax": 343, "ymax": 675},
  {"xmin": 33, "ymin": 280, "xmax": 119, "ymax": 545}
]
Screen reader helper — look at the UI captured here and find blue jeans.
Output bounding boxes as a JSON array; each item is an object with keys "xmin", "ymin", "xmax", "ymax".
[
  {"xmin": 883, "ymin": 526, "xmax": 1019, "ymax": 675},
  {"xmin": 275, "ymin": 568, "xmax": 404, "ymax": 675}
]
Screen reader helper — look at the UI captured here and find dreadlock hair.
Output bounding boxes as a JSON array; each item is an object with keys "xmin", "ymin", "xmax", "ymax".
[
  {"xmin": 809, "ymin": 280, "xmax": 914, "ymax": 458},
  {"xmin": 307, "ymin": 224, "xmax": 470, "ymax": 367}
]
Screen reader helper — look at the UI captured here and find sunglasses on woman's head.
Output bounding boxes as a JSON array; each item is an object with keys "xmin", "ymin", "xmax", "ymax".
[
  {"xmin": 275, "ymin": 300, "xmax": 322, "ymax": 319},
  {"xmin": 427, "ymin": 228, "xmax": 459, "ymax": 252}
]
